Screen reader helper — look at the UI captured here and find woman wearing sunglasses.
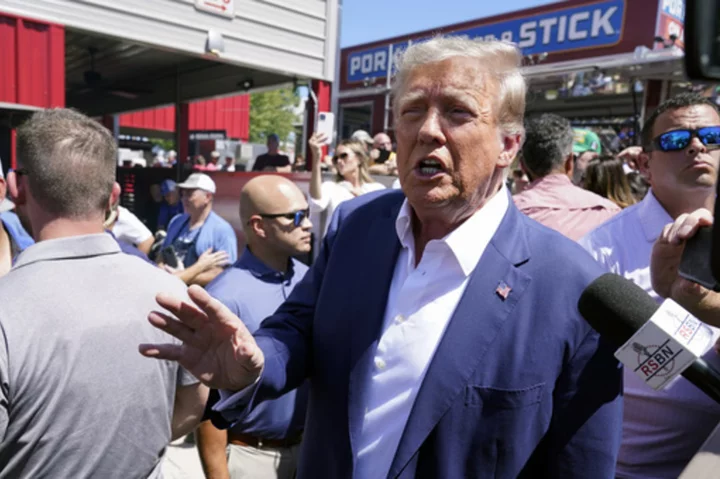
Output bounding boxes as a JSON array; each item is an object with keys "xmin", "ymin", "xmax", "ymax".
[{"xmin": 308, "ymin": 132, "xmax": 386, "ymax": 237}]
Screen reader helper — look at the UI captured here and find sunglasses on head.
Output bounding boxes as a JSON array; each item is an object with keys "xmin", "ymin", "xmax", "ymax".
[
  {"xmin": 258, "ymin": 208, "xmax": 309, "ymax": 227},
  {"xmin": 648, "ymin": 126, "xmax": 720, "ymax": 152},
  {"xmin": 332, "ymin": 152, "xmax": 349, "ymax": 163}
]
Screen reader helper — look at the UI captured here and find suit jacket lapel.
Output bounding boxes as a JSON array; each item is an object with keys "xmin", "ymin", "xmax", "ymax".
[
  {"xmin": 347, "ymin": 198, "xmax": 403, "ymax": 457},
  {"xmin": 387, "ymin": 203, "xmax": 533, "ymax": 479}
]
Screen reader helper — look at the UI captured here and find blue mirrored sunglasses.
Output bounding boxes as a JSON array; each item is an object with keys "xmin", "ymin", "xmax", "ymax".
[
  {"xmin": 259, "ymin": 208, "xmax": 309, "ymax": 227},
  {"xmin": 649, "ymin": 126, "xmax": 720, "ymax": 152}
]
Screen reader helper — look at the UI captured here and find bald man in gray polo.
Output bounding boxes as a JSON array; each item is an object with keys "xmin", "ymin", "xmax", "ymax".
[{"xmin": 0, "ymin": 108, "xmax": 208, "ymax": 478}]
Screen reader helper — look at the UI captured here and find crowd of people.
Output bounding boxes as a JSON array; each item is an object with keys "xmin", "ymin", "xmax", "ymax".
[{"xmin": 0, "ymin": 35, "xmax": 719, "ymax": 479}]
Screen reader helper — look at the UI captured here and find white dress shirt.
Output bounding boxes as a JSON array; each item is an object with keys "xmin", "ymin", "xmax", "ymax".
[
  {"xmin": 354, "ymin": 187, "xmax": 509, "ymax": 479},
  {"xmin": 580, "ymin": 190, "xmax": 720, "ymax": 479}
]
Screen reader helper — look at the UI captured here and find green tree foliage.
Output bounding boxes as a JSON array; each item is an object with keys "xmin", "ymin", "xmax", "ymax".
[{"xmin": 249, "ymin": 87, "xmax": 299, "ymax": 143}]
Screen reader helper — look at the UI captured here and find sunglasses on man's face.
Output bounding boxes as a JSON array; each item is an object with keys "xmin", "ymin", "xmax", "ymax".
[
  {"xmin": 648, "ymin": 126, "xmax": 720, "ymax": 152},
  {"xmin": 259, "ymin": 208, "xmax": 309, "ymax": 227}
]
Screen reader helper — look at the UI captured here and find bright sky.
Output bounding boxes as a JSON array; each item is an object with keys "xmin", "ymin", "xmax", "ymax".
[{"xmin": 341, "ymin": 0, "xmax": 557, "ymax": 47}]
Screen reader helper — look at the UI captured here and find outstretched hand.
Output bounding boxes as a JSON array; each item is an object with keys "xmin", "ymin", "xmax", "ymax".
[{"xmin": 139, "ymin": 285, "xmax": 264, "ymax": 391}]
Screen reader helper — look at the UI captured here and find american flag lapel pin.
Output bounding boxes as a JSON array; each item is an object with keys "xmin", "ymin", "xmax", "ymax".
[{"xmin": 496, "ymin": 281, "xmax": 512, "ymax": 300}]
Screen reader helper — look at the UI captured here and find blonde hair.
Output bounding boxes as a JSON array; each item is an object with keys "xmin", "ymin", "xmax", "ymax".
[
  {"xmin": 392, "ymin": 36, "xmax": 526, "ymax": 138},
  {"xmin": 335, "ymin": 140, "xmax": 374, "ymax": 184}
]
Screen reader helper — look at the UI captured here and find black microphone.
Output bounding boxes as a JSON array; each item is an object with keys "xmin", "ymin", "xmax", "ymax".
[{"xmin": 578, "ymin": 273, "xmax": 720, "ymax": 404}]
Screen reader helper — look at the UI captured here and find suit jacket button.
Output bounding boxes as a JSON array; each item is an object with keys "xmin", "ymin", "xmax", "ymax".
[{"xmin": 374, "ymin": 357, "xmax": 387, "ymax": 370}]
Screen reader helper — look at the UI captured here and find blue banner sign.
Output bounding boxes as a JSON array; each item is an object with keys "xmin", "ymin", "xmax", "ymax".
[{"xmin": 347, "ymin": 0, "xmax": 626, "ymax": 83}]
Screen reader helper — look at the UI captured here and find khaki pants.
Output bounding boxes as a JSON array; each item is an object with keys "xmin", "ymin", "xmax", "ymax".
[{"xmin": 227, "ymin": 442, "xmax": 300, "ymax": 479}]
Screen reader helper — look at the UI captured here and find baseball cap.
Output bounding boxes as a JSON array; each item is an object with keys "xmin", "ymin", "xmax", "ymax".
[
  {"xmin": 211, "ymin": 150, "xmax": 220, "ymax": 158},
  {"xmin": 351, "ymin": 130, "xmax": 374, "ymax": 145},
  {"xmin": 573, "ymin": 129, "xmax": 602, "ymax": 154},
  {"xmin": 160, "ymin": 179, "xmax": 177, "ymax": 196},
  {"xmin": 177, "ymin": 173, "xmax": 216, "ymax": 194}
]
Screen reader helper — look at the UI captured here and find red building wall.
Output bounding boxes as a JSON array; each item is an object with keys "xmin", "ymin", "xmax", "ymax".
[
  {"xmin": 120, "ymin": 106, "xmax": 175, "ymax": 132},
  {"xmin": 0, "ymin": 13, "xmax": 65, "ymax": 108},
  {"xmin": 119, "ymin": 94, "xmax": 250, "ymax": 141}
]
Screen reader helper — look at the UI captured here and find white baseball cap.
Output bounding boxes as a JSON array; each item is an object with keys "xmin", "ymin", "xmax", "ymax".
[{"xmin": 177, "ymin": 173, "xmax": 216, "ymax": 194}]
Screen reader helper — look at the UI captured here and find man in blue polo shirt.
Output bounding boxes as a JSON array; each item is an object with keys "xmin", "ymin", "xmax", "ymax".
[
  {"xmin": 196, "ymin": 174, "xmax": 312, "ymax": 479},
  {"xmin": 161, "ymin": 173, "xmax": 237, "ymax": 286}
]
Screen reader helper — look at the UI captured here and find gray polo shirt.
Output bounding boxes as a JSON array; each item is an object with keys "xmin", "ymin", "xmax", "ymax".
[{"xmin": 0, "ymin": 234, "xmax": 197, "ymax": 478}]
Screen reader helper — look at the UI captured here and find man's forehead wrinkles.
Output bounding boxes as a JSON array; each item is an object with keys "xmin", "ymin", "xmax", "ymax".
[{"xmin": 400, "ymin": 86, "xmax": 478, "ymax": 102}]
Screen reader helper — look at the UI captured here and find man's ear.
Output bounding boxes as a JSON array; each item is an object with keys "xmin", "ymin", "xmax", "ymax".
[
  {"xmin": 498, "ymin": 133, "xmax": 522, "ymax": 169},
  {"xmin": 637, "ymin": 151, "xmax": 652, "ymax": 183},
  {"xmin": 249, "ymin": 216, "xmax": 267, "ymax": 239},
  {"xmin": 110, "ymin": 182, "xmax": 121, "ymax": 207},
  {"xmin": 7, "ymin": 171, "xmax": 24, "ymax": 206}
]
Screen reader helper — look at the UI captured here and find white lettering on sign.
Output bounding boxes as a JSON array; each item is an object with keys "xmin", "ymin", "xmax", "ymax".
[
  {"xmin": 349, "ymin": 49, "xmax": 391, "ymax": 77},
  {"xmin": 518, "ymin": 21, "xmax": 537, "ymax": 48},
  {"xmin": 350, "ymin": 57, "xmax": 361, "ymax": 76},
  {"xmin": 662, "ymin": 0, "xmax": 685, "ymax": 19},
  {"xmin": 569, "ymin": 11, "xmax": 590, "ymax": 40},
  {"xmin": 374, "ymin": 51, "xmax": 387, "ymax": 74},
  {"xmin": 501, "ymin": 31, "xmax": 513, "ymax": 42},
  {"xmin": 516, "ymin": 8, "xmax": 616, "ymax": 48},
  {"xmin": 361, "ymin": 55, "xmax": 373, "ymax": 74},
  {"xmin": 539, "ymin": 17, "xmax": 558, "ymax": 45},
  {"xmin": 194, "ymin": 0, "xmax": 234, "ymax": 18},
  {"xmin": 558, "ymin": 15, "xmax": 567, "ymax": 42},
  {"xmin": 591, "ymin": 7, "xmax": 617, "ymax": 37}
]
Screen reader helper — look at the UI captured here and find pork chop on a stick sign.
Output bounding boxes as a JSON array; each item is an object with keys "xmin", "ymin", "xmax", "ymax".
[{"xmin": 346, "ymin": 0, "xmax": 626, "ymax": 83}]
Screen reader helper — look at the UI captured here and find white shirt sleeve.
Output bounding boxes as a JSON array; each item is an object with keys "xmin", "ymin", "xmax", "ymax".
[
  {"xmin": 113, "ymin": 206, "xmax": 153, "ymax": 245},
  {"xmin": 308, "ymin": 181, "xmax": 336, "ymax": 213}
]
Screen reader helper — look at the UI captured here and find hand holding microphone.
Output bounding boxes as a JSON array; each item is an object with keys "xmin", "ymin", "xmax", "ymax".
[
  {"xmin": 651, "ymin": 208, "xmax": 720, "ymax": 327},
  {"xmin": 579, "ymin": 274, "xmax": 720, "ymax": 404}
]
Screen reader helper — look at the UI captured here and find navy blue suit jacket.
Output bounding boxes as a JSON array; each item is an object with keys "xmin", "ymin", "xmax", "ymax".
[{"xmin": 217, "ymin": 190, "xmax": 623, "ymax": 478}]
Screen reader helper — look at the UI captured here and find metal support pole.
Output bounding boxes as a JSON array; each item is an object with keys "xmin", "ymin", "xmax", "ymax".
[{"xmin": 383, "ymin": 43, "xmax": 394, "ymax": 133}]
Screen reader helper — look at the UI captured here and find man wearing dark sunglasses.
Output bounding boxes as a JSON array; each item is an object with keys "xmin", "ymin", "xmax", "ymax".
[
  {"xmin": 581, "ymin": 93, "xmax": 720, "ymax": 478},
  {"xmin": 196, "ymin": 175, "xmax": 311, "ymax": 479}
]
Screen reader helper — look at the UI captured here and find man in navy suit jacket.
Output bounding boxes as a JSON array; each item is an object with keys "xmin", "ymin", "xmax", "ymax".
[{"xmin": 141, "ymin": 36, "xmax": 623, "ymax": 478}]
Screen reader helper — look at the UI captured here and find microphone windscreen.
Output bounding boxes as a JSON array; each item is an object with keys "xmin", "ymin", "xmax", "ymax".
[{"xmin": 578, "ymin": 273, "xmax": 660, "ymax": 346}]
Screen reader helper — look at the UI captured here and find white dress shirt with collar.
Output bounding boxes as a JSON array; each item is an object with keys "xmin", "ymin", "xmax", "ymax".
[
  {"xmin": 580, "ymin": 190, "xmax": 720, "ymax": 479},
  {"xmin": 353, "ymin": 186, "xmax": 509, "ymax": 479}
]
